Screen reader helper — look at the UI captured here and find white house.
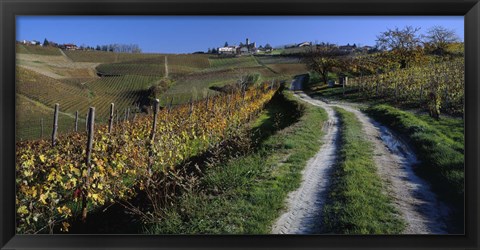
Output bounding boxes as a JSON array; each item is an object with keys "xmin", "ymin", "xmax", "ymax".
[
  {"xmin": 218, "ymin": 38, "xmax": 257, "ymax": 55},
  {"xmin": 218, "ymin": 46, "xmax": 238, "ymax": 55},
  {"xmin": 297, "ymin": 41, "xmax": 312, "ymax": 47}
]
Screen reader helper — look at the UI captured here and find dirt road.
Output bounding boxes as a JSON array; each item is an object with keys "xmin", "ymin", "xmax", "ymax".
[
  {"xmin": 271, "ymin": 90, "xmax": 339, "ymax": 234},
  {"xmin": 272, "ymin": 88, "xmax": 450, "ymax": 234}
]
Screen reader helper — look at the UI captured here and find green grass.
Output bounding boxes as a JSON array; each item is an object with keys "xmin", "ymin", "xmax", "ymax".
[
  {"xmin": 147, "ymin": 89, "xmax": 329, "ymax": 234},
  {"xmin": 364, "ymin": 104, "xmax": 464, "ymax": 232},
  {"xmin": 323, "ymin": 107, "xmax": 405, "ymax": 234}
]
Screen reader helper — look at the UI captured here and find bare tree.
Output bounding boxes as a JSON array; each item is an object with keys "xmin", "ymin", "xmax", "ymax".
[
  {"xmin": 423, "ymin": 26, "xmax": 460, "ymax": 55},
  {"xmin": 376, "ymin": 26, "xmax": 423, "ymax": 69},
  {"xmin": 301, "ymin": 43, "xmax": 350, "ymax": 85}
]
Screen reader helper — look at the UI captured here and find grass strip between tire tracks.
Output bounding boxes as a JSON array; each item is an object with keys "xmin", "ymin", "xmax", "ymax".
[{"xmin": 323, "ymin": 107, "xmax": 405, "ymax": 234}]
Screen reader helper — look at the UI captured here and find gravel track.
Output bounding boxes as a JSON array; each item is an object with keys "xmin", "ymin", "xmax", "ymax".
[
  {"xmin": 271, "ymin": 87, "xmax": 450, "ymax": 234},
  {"xmin": 272, "ymin": 80, "xmax": 339, "ymax": 234}
]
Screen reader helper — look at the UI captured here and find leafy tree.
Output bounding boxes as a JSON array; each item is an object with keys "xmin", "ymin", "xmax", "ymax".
[
  {"xmin": 207, "ymin": 48, "xmax": 212, "ymax": 53},
  {"xmin": 376, "ymin": 26, "xmax": 424, "ymax": 69},
  {"xmin": 211, "ymin": 48, "xmax": 217, "ymax": 54},
  {"xmin": 264, "ymin": 43, "xmax": 272, "ymax": 50},
  {"xmin": 43, "ymin": 38, "xmax": 49, "ymax": 47},
  {"xmin": 224, "ymin": 42, "xmax": 229, "ymax": 47}
]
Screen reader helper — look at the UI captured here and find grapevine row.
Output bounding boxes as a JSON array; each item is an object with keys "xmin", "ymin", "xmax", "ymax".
[
  {"xmin": 349, "ymin": 58, "xmax": 464, "ymax": 115},
  {"xmin": 16, "ymin": 83, "xmax": 277, "ymax": 233}
]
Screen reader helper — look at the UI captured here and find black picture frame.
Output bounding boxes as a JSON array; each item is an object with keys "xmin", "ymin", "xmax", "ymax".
[{"xmin": 1, "ymin": 0, "xmax": 479, "ymax": 249}]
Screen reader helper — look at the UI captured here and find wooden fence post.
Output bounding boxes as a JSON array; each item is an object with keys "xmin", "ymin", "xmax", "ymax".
[
  {"xmin": 41, "ymin": 118, "xmax": 44, "ymax": 138},
  {"xmin": 108, "ymin": 103, "xmax": 114, "ymax": 133},
  {"xmin": 168, "ymin": 97, "xmax": 174, "ymax": 113},
  {"xmin": 82, "ymin": 107, "xmax": 95, "ymax": 221},
  {"xmin": 227, "ymin": 94, "xmax": 231, "ymax": 115},
  {"xmin": 86, "ymin": 107, "xmax": 95, "ymax": 168},
  {"xmin": 75, "ymin": 111, "xmax": 78, "ymax": 132},
  {"xmin": 127, "ymin": 107, "xmax": 130, "ymax": 121},
  {"xmin": 205, "ymin": 93, "xmax": 209, "ymax": 110},
  {"xmin": 212, "ymin": 98, "xmax": 216, "ymax": 113},
  {"xmin": 150, "ymin": 99, "xmax": 159, "ymax": 141},
  {"xmin": 85, "ymin": 112, "xmax": 89, "ymax": 132},
  {"xmin": 189, "ymin": 96, "xmax": 193, "ymax": 115},
  {"xmin": 52, "ymin": 103, "xmax": 59, "ymax": 147}
]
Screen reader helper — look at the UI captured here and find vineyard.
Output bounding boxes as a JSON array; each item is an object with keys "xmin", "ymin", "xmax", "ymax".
[
  {"xmin": 255, "ymin": 55, "xmax": 301, "ymax": 65},
  {"xmin": 15, "ymin": 47, "xmax": 310, "ymax": 144},
  {"xmin": 162, "ymin": 67, "xmax": 280, "ymax": 105},
  {"xmin": 267, "ymin": 63, "xmax": 309, "ymax": 76},
  {"xmin": 16, "ymin": 66, "xmax": 161, "ymax": 123},
  {"xmin": 16, "ymin": 94, "xmax": 78, "ymax": 141},
  {"xmin": 208, "ymin": 55, "xmax": 259, "ymax": 69},
  {"xmin": 16, "ymin": 83, "xmax": 278, "ymax": 233},
  {"xmin": 63, "ymin": 50, "xmax": 165, "ymax": 63},
  {"xmin": 167, "ymin": 54, "xmax": 211, "ymax": 75},
  {"xmin": 96, "ymin": 62, "xmax": 166, "ymax": 76},
  {"xmin": 349, "ymin": 57, "xmax": 464, "ymax": 115}
]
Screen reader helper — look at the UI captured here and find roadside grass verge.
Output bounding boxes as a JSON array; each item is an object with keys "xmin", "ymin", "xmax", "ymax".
[
  {"xmin": 364, "ymin": 104, "xmax": 464, "ymax": 232},
  {"xmin": 323, "ymin": 107, "xmax": 405, "ymax": 234},
  {"xmin": 147, "ymin": 89, "xmax": 328, "ymax": 234}
]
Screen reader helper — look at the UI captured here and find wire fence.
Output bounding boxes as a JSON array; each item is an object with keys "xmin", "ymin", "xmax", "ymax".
[{"xmin": 16, "ymin": 103, "xmax": 143, "ymax": 142}]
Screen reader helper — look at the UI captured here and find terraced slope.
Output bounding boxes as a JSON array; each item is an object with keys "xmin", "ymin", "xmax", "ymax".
[
  {"xmin": 16, "ymin": 44, "xmax": 62, "ymax": 56},
  {"xmin": 17, "ymin": 66, "xmax": 160, "ymax": 122},
  {"xmin": 163, "ymin": 66, "xmax": 278, "ymax": 105},
  {"xmin": 209, "ymin": 55, "xmax": 259, "ymax": 69},
  {"xmin": 167, "ymin": 54, "xmax": 211, "ymax": 75}
]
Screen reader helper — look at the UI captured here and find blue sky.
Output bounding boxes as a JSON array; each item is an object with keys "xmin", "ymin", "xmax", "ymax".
[{"xmin": 16, "ymin": 16, "xmax": 464, "ymax": 53}]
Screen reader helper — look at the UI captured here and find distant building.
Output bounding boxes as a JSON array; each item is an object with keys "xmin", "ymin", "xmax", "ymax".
[
  {"xmin": 218, "ymin": 46, "xmax": 238, "ymax": 55},
  {"xmin": 21, "ymin": 40, "xmax": 41, "ymax": 46},
  {"xmin": 359, "ymin": 45, "xmax": 375, "ymax": 52},
  {"xmin": 63, "ymin": 44, "xmax": 78, "ymax": 50},
  {"xmin": 297, "ymin": 41, "xmax": 312, "ymax": 47},
  {"xmin": 217, "ymin": 38, "xmax": 257, "ymax": 55},
  {"xmin": 239, "ymin": 38, "xmax": 256, "ymax": 54},
  {"xmin": 338, "ymin": 43, "xmax": 357, "ymax": 53}
]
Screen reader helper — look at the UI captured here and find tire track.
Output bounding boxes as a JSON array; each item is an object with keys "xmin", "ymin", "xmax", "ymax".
[
  {"xmin": 271, "ymin": 88, "xmax": 339, "ymax": 234},
  {"xmin": 289, "ymin": 92, "xmax": 450, "ymax": 234}
]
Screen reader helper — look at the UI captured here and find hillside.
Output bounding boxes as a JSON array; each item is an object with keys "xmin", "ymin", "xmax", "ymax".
[{"xmin": 15, "ymin": 48, "xmax": 309, "ymax": 141}]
